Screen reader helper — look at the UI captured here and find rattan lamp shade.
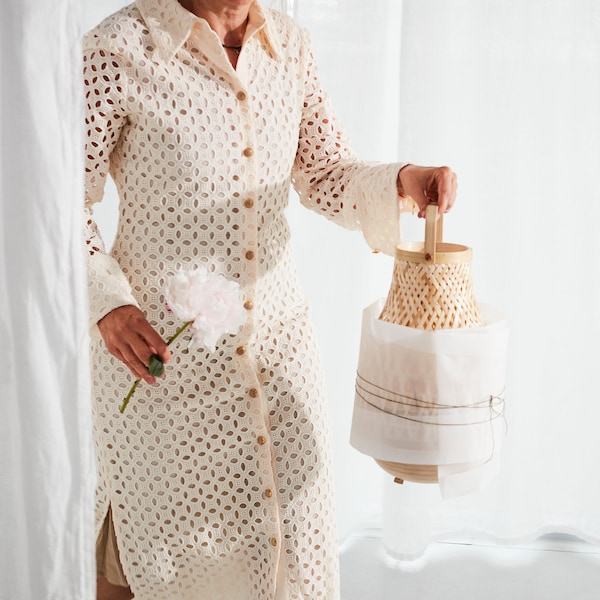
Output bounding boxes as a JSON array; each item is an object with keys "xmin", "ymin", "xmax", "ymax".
[
  {"xmin": 379, "ymin": 206, "xmax": 483, "ymax": 331},
  {"xmin": 376, "ymin": 204, "xmax": 483, "ymax": 484}
]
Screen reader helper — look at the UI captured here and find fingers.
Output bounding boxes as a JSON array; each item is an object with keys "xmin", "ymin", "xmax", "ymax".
[
  {"xmin": 139, "ymin": 329, "xmax": 171, "ymax": 365},
  {"xmin": 97, "ymin": 305, "xmax": 169, "ymax": 384},
  {"xmin": 433, "ymin": 166, "xmax": 458, "ymax": 215},
  {"xmin": 121, "ymin": 335, "xmax": 159, "ymax": 384},
  {"xmin": 113, "ymin": 346, "xmax": 153, "ymax": 384},
  {"xmin": 398, "ymin": 164, "xmax": 458, "ymax": 218}
]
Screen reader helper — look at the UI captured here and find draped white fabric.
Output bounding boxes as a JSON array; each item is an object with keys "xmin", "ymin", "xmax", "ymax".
[
  {"xmin": 0, "ymin": 1, "xmax": 94, "ymax": 599},
  {"xmin": 293, "ymin": 0, "xmax": 600, "ymax": 558}
]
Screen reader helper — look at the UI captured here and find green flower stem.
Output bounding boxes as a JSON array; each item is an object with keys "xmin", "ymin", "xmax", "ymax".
[
  {"xmin": 119, "ymin": 378, "xmax": 141, "ymax": 414},
  {"xmin": 166, "ymin": 320, "xmax": 193, "ymax": 345},
  {"xmin": 119, "ymin": 320, "xmax": 194, "ymax": 414}
]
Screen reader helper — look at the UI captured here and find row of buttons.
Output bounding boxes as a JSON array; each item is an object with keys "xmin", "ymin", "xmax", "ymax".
[
  {"xmin": 239, "ymin": 88, "xmax": 255, "ymax": 273},
  {"xmin": 245, "ymin": 380, "xmax": 277, "ymax": 546},
  {"xmin": 241, "ymin": 143, "xmax": 255, "ymax": 260},
  {"xmin": 234, "ymin": 90, "xmax": 278, "ymax": 549}
]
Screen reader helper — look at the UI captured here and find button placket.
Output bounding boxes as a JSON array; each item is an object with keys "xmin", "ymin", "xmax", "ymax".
[
  {"xmin": 241, "ymin": 193, "xmax": 256, "ymax": 315},
  {"xmin": 240, "ymin": 120, "xmax": 258, "ymax": 323},
  {"xmin": 231, "ymin": 79, "xmax": 281, "ymax": 562}
]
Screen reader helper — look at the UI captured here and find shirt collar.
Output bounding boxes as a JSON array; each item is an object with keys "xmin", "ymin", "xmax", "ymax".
[{"xmin": 135, "ymin": 0, "xmax": 282, "ymax": 63}]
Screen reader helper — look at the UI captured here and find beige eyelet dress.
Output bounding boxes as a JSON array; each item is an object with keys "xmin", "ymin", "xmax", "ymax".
[{"xmin": 84, "ymin": 1, "xmax": 406, "ymax": 598}]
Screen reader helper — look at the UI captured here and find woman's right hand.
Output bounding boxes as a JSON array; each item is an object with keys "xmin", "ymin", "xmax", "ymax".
[
  {"xmin": 397, "ymin": 164, "xmax": 458, "ymax": 217},
  {"xmin": 97, "ymin": 305, "xmax": 171, "ymax": 384}
]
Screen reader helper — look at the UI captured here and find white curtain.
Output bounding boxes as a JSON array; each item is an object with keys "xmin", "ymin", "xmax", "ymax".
[
  {"xmin": 0, "ymin": 1, "xmax": 94, "ymax": 599},
  {"xmin": 293, "ymin": 0, "xmax": 600, "ymax": 558}
]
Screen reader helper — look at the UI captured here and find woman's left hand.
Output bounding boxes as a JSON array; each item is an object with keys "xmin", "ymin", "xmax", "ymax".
[{"xmin": 397, "ymin": 164, "xmax": 458, "ymax": 217}]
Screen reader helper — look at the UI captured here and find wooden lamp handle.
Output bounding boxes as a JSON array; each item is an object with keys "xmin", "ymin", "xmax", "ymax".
[{"xmin": 424, "ymin": 203, "xmax": 443, "ymax": 263}]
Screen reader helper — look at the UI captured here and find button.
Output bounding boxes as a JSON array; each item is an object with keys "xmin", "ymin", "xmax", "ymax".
[
  {"xmin": 249, "ymin": 388, "xmax": 259, "ymax": 398},
  {"xmin": 243, "ymin": 198, "xmax": 254, "ymax": 208},
  {"xmin": 245, "ymin": 250, "xmax": 255, "ymax": 260},
  {"xmin": 244, "ymin": 300, "xmax": 254, "ymax": 310},
  {"xmin": 269, "ymin": 537, "xmax": 278, "ymax": 547},
  {"xmin": 265, "ymin": 489, "xmax": 273, "ymax": 498},
  {"xmin": 257, "ymin": 435, "xmax": 267, "ymax": 445},
  {"xmin": 243, "ymin": 147, "xmax": 254, "ymax": 158},
  {"xmin": 236, "ymin": 91, "xmax": 247, "ymax": 101},
  {"xmin": 236, "ymin": 346, "xmax": 246, "ymax": 356}
]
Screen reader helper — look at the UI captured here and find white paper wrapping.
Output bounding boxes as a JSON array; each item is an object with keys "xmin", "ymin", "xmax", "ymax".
[{"xmin": 351, "ymin": 299, "xmax": 509, "ymax": 498}]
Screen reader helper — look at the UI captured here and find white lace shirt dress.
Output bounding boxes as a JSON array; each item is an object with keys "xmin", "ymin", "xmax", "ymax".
[{"xmin": 84, "ymin": 1, "xmax": 405, "ymax": 598}]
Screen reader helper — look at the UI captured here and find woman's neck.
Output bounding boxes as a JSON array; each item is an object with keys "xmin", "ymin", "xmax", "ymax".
[{"xmin": 178, "ymin": 0, "xmax": 251, "ymax": 45}]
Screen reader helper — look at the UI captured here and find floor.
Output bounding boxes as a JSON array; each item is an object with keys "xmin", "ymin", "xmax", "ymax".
[{"xmin": 339, "ymin": 531, "xmax": 600, "ymax": 600}]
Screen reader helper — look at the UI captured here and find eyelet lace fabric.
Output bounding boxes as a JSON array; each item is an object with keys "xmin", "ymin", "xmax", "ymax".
[{"xmin": 84, "ymin": 1, "xmax": 404, "ymax": 598}]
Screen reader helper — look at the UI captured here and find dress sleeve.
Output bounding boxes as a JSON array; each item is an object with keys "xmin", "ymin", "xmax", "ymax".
[
  {"xmin": 83, "ymin": 44, "xmax": 139, "ymax": 340},
  {"xmin": 291, "ymin": 30, "xmax": 414, "ymax": 256}
]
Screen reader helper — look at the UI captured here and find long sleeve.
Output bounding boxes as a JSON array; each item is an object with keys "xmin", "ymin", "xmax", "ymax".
[
  {"xmin": 83, "ymin": 44, "xmax": 138, "ymax": 339},
  {"xmin": 291, "ymin": 30, "xmax": 410, "ymax": 256}
]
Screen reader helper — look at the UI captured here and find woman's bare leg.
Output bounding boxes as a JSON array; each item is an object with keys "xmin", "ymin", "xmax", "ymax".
[{"xmin": 96, "ymin": 577, "xmax": 134, "ymax": 600}]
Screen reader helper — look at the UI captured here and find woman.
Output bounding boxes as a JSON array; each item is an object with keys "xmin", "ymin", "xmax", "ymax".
[{"xmin": 85, "ymin": 0, "xmax": 457, "ymax": 598}]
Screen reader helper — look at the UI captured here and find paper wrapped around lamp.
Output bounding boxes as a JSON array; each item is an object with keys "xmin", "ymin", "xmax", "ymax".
[{"xmin": 350, "ymin": 204, "xmax": 509, "ymax": 498}]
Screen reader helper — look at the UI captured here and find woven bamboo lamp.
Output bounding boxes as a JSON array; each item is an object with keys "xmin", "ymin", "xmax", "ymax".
[{"xmin": 375, "ymin": 203, "xmax": 484, "ymax": 484}]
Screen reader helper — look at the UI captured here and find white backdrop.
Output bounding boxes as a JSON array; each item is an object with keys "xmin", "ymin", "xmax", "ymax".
[
  {"xmin": 84, "ymin": 0, "xmax": 600, "ymax": 560},
  {"xmin": 3, "ymin": 1, "xmax": 597, "ymax": 597},
  {"xmin": 293, "ymin": 0, "xmax": 600, "ymax": 559}
]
